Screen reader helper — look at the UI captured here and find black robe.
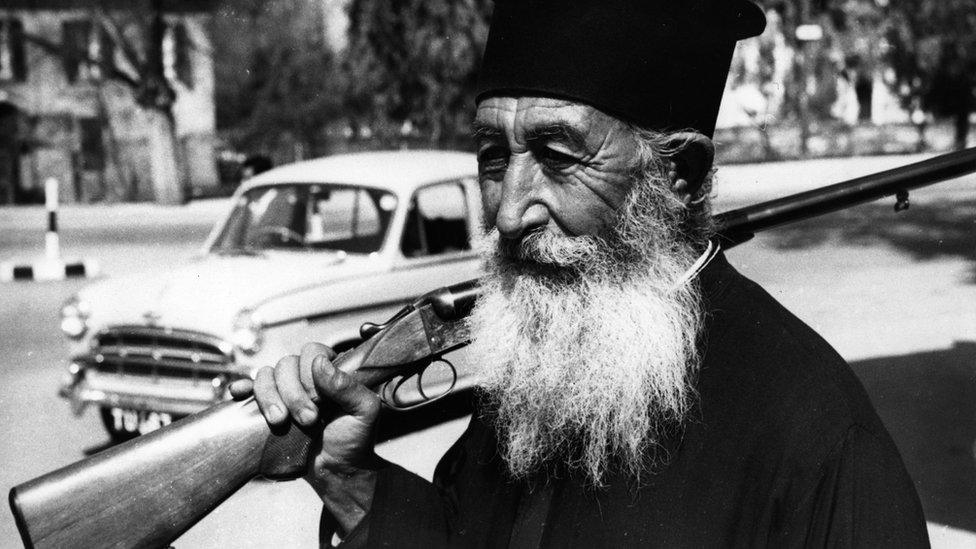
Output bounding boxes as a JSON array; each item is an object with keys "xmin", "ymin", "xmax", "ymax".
[{"xmin": 345, "ymin": 253, "xmax": 929, "ymax": 547}]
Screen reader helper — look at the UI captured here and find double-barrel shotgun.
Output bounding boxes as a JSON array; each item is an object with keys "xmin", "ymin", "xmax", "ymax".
[{"xmin": 10, "ymin": 146, "xmax": 976, "ymax": 549}]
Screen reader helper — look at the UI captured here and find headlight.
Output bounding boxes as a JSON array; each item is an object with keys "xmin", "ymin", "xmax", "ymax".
[
  {"xmin": 60, "ymin": 295, "xmax": 91, "ymax": 339},
  {"xmin": 231, "ymin": 308, "xmax": 264, "ymax": 355}
]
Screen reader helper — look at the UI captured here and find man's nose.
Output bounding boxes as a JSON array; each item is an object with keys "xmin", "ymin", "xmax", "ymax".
[{"xmin": 493, "ymin": 159, "xmax": 549, "ymax": 240}]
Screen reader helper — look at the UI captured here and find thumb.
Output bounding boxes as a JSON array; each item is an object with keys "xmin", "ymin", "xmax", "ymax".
[{"xmin": 228, "ymin": 379, "xmax": 254, "ymax": 401}]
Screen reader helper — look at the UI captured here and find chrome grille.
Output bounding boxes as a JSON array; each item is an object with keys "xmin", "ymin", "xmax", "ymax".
[{"xmin": 88, "ymin": 325, "xmax": 234, "ymax": 381}]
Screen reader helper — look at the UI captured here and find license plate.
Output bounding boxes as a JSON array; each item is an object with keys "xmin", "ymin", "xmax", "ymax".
[{"xmin": 109, "ymin": 408, "xmax": 172, "ymax": 435}]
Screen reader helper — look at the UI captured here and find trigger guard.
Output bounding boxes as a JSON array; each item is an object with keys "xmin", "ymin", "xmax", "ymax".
[{"xmin": 379, "ymin": 358, "xmax": 458, "ymax": 412}]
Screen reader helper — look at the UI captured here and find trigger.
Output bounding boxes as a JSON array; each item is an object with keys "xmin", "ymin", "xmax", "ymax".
[{"xmin": 380, "ymin": 358, "xmax": 458, "ymax": 412}]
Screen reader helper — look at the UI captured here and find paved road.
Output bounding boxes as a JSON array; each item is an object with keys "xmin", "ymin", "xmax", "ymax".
[{"xmin": 1, "ymin": 153, "xmax": 974, "ymax": 547}]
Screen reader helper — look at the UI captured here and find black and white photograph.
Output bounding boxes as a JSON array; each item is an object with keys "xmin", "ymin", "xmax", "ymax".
[{"xmin": 1, "ymin": 0, "xmax": 974, "ymax": 546}]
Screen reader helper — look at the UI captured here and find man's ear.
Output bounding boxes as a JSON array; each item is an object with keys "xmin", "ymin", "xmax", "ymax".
[{"xmin": 664, "ymin": 132, "xmax": 715, "ymax": 205}]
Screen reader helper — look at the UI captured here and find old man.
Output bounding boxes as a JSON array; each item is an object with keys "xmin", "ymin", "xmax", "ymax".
[{"xmin": 235, "ymin": 0, "xmax": 929, "ymax": 546}]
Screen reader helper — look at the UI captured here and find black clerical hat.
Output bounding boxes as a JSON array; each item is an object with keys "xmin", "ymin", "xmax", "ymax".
[{"xmin": 476, "ymin": 0, "xmax": 766, "ymax": 137}]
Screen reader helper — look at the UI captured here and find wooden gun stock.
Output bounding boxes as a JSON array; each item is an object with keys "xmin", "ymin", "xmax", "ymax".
[
  {"xmin": 11, "ymin": 397, "xmax": 290, "ymax": 548},
  {"xmin": 9, "ymin": 281, "xmax": 477, "ymax": 549}
]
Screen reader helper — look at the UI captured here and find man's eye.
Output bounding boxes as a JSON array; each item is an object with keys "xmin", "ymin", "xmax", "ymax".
[
  {"xmin": 537, "ymin": 147, "xmax": 579, "ymax": 171},
  {"xmin": 478, "ymin": 147, "xmax": 508, "ymax": 175}
]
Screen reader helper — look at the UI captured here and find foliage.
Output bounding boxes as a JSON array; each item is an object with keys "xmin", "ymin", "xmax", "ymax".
[
  {"xmin": 756, "ymin": 0, "xmax": 840, "ymax": 125},
  {"xmin": 214, "ymin": 0, "xmax": 491, "ymax": 154},
  {"xmin": 748, "ymin": 0, "xmax": 974, "ymax": 151},
  {"xmin": 341, "ymin": 0, "xmax": 491, "ymax": 147},
  {"xmin": 212, "ymin": 1, "xmax": 345, "ymax": 156},
  {"xmin": 881, "ymin": 0, "xmax": 976, "ymax": 149},
  {"xmin": 828, "ymin": 0, "xmax": 887, "ymax": 122},
  {"xmin": 211, "ymin": 0, "xmax": 973, "ymax": 156}
]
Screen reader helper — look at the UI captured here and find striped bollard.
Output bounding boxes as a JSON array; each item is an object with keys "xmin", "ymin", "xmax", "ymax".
[
  {"xmin": 0, "ymin": 178, "xmax": 99, "ymax": 282},
  {"xmin": 45, "ymin": 177, "xmax": 61, "ymax": 262}
]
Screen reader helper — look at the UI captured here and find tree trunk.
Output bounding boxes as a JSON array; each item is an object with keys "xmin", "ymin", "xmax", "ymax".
[
  {"xmin": 914, "ymin": 122, "xmax": 928, "ymax": 153},
  {"xmin": 146, "ymin": 109, "xmax": 185, "ymax": 205},
  {"xmin": 953, "ymin": 110, "xmax": 970, "ymax": 151},
  {"xmin": 760, "ymin": 126, "xmax": 777, "ymax": 161}
]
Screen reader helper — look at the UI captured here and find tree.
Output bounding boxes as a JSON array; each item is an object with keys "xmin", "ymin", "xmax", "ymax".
[
  {"xmin": 728, "ymin": 7, "xmax": 792, "ymax": 159},
  {"xmin": 342, "ymin": 0, "xmax": 492, "ymax": 147},
  {"xmin": 212, "ymin": 1, "xmax": 345, "ymax": 159},
  {"xmin": 883, "ymin": 0, "xmax": 976, "ymax": 150},
  {"xmin": 24, "ymin": 0, "xmax": 196, "ymax": 204},
  {"xmin": 759, "ymin": 0, "xmax": 842, "ymax": 155},
  {"xmin": 830, "ymin": 0, "xmax": 887, "ymax": 123}
]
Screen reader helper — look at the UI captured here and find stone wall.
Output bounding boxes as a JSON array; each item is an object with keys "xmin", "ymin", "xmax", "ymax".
[{"xmin": 0, "ymin": 8, "xmax": 217, "ymax": 204}]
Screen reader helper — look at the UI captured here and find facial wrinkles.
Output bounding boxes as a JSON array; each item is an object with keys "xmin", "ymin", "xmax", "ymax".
[
  {"xmin": 475, "ymin": 101, "xmax": 538, "ymax": 231},
  {"xmin": 511, "ymin": 103, "xmax": 593, "ymax": 233},
  {"xmin": 475, "ymin": 97, "xmax": 639, "ymax": 239},
  {"xmin": 574, "ymin": 124, "xmax": 636, "ymax": 217},
  {"xmin": 515, "ymin": 101, "xmax": 635, "ymax": 213}
]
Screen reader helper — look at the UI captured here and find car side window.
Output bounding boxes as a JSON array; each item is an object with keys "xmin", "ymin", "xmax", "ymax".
[
  {"xmin": 401, "ymin": 182, "xmax": 471, "ymax": 258},
  {"xmin": 306, "ymin": 188, "xmax": 382, "ymax": 241},
  {"xmin": 304, "ymin": 186, "xmax": 395, "ymax": 253},
  {"xmin": 214, "ymin": 184, "xmax": 396, "ymax": 254}
]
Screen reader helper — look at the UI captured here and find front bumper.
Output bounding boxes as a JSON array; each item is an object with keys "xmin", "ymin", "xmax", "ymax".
[
  {"xmin": 60, "ymin": 367, "xmax": 239, "ymax": 416},
  {"xmin": 62, "ymin": 324, "xmax": 245, "ymax": 416}
]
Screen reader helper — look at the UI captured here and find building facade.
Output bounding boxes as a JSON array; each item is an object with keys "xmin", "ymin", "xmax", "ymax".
[{"xmin": 0, "ymin": 0, "xmax": 218, "ymax": 204}]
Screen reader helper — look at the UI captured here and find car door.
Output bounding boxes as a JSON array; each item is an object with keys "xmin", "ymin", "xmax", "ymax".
[{"xmin": 393, "ymin": 178, "xmax": 482, "ymax": 287}]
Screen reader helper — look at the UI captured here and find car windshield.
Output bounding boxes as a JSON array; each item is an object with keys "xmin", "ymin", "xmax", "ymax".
[{"xmin": 212, "ymin": 184, "xmax": 398, "ymax": 254}]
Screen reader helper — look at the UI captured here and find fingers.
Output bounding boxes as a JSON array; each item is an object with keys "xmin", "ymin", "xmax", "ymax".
[
  {"xmin": 252, "ymin": 342, "xmax": 340, "ymax": 428},
  {"xmin": 252, "ymin": 341, "xmax": 377, "ymax": 430},
  {"xmin": 312, "ymin": 355, "xmax": 381, "ymax": 422},
  {"xmin": 253, "ymin": 365, "xmax": 287, "ymax": 425},
  {"xmin": 228, "ymin": 379, "xmax": 253, "ymax": 400},
  {"xmin": 274, "ymin": 355, "xmax": 319, "ymax": 426},
  {"xmin": 299, "ymin": 342, "xmax": 336, "ymax": 402}
]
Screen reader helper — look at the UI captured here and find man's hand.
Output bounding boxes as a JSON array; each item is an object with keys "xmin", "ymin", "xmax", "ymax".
[{"xmin": 229, "ymin": 342, "xmax": 383, "ymax": 537}]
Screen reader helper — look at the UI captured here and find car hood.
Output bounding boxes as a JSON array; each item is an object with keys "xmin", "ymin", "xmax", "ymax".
[{"xmin": 79, "ymin": 251, "xmax": 386, "ymax": 337}]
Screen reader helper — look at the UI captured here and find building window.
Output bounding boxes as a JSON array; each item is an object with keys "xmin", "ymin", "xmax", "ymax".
[
  {"xmin": 78, "ymin": 118, "xmax": 105, "ymax": 171},
  {"xmin": 163, "ymin": 21, "xmax": 193, "ymax": 88},
  {"xmin": 62, "ymin": 19, "xmax": 115, "ymax": 84},
  {"xmin": 0, "ymin": 18, "xmax": 27, "ymax": 82},
  {"xmin": 62, "ymin": 20, "xmax": 91, "ymax": 83}
]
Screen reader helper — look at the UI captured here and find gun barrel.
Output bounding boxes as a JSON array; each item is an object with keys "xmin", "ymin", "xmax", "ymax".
[{"xmin": 715, "ymin": 147, "xmax": 976, "ymax": 244}]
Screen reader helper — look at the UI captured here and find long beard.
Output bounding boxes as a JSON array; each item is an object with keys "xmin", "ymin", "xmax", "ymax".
[{"xmin": 468, "ymin": 176, "xmax": 704, "ymax": 486}]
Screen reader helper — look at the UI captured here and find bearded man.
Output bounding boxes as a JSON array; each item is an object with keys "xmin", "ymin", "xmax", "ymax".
[{"xmin": 235, "ymin": 0, "xmax": 929, "ymax": 546}]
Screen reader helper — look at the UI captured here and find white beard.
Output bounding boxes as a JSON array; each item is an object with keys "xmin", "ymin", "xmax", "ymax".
[{"xmin": 468, "ymin": 177, "xmax": 704, "ymax": 485}]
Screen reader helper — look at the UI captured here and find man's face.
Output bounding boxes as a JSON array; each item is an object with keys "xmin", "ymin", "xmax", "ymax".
[
  {"xmin": 474, "ymin": 96, "xmax": 639, "ymax": 242},
  {"xmin": 469, "ymin": 96, "xmax": 703, "ymax": 484}
]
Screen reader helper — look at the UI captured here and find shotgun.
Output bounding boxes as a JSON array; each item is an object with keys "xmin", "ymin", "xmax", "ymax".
[
  {"xmin": 9, "ymin": 147, "xmax": 976, "ymax": 548},
  {"xmin": 9, "ymin": 280, "xmax": 479, "ymax": 549}
]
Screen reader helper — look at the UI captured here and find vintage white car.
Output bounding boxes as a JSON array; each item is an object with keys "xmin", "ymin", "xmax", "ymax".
[{"xmin": 59, "ymin": 150, "xmax": 483, "ymax": 441}]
